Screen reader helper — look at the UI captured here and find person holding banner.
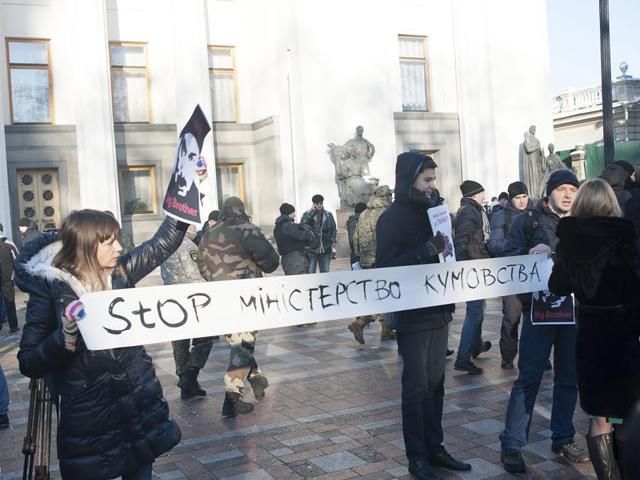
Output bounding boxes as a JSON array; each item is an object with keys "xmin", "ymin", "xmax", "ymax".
[
  {"xmin": 453, "ymin": 180, "xmax": 492, "ymax": 375},
  {"xmin": 14, "ymin": 210, "xmax": 187, "ymax": 480},
  {"xmin": 499, "ymin": 169, "xmax": 588, "ymax": 473},
  {"xmin": 376, "ymin": 152, "xmax": 471, "ymax": 480},
  {"xmin": 198, "ymin": 196, "xmax": 279, "ymax": 418},
  {"xmin": 488, "ymin": 181, "xmax": 532, "ymax": 370},
  {"xmin": 549, "ymin": 178, "xmax": 640, "ymax": 479}
]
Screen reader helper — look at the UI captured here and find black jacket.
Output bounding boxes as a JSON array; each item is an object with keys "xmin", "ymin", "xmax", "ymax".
[
  {"xmin": 454, "ymin": 197, "xmax": 490, "ymax": 261},
  {"xmin": 375, "ymin": 152, "xmax": 453, "ymax": 332},
  {"xmin": 15, "ymin": 217, "xmax": 186, "ymax": 480},
  {"xmin": 503, "ymin": 198, "xmax": 561, "ymax": 255},
  {"xmin": 0, "ymin": 237, "xmax": 18, "ymax": 283},
  {"xmin": 300, "ymin": 208, "xmax": 337, "ymax": 255},
  {"xmin": 487, "ymin": 201, "xmax": 533, "ymax": 257},
  {"xmin": 549, "ymin": 216, "xmax": 640, "ymax": 418},
  {"xmin": 601, "ymin": 164, "xmax": 640, "ymax": 238},
  {"xmin": 273, "ymin": 215, "xmax": 314, "ymax": 256}
]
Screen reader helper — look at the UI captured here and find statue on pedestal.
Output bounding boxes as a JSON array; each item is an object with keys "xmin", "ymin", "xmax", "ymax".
[
  {"xmin": 538, "ymin": 143, "xmax": 569, "ymax": 196},
  {"xmin": 328, "ymin": 126, "xmax": 379, "ymax": 208},
  {"xmin": 520, "ymin": 125, "xmax": 544, "ymax": 198}
]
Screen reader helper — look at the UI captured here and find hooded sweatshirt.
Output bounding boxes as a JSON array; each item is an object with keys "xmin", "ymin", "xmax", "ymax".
[{"xmin": 375, "ymin": 152, "xmax": 453, "ymax": 332}]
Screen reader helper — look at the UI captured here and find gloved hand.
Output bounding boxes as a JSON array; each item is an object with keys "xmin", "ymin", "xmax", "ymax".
[
  {"xmin": 62, "ymin": 300, "xmax": 85, "ymax": 352},
  {"xmin": 426, "ymin": 231, "xmax": 446, "ymax": 255}
]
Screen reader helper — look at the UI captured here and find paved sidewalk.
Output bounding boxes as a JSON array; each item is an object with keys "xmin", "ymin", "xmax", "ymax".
[{"xmin": 0, "ymin": 261, "xmax": 596, "ymax": 479}]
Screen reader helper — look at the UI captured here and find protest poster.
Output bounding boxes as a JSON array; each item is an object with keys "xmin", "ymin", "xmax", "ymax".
[
  {"xmin": 427, "ymin": 204, "xmax": 456, "ymax": 262},
  {"xmin": 530, "ymin": 290, "xmax": 575, "ymax": 325},
  {"xmin": 78, "ymin": 254, "xmax": 553, "ymax": 350},
  {"xmin": 163, "ymin": 105, "xmax": 211, "ymax": 225}
]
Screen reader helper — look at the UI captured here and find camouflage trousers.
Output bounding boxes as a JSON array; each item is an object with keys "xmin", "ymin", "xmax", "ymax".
[
  {"xmin": 224, "ymin": 331, "xmax": 262, "ymax": 394},
  {"xmin": 171, "ymin": 337, "xmax": 214, "ymax": 376}
]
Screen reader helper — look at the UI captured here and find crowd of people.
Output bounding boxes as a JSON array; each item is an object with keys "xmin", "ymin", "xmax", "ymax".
[{"xmin": 0, "ymin": 154, "xmax": 639, "ymax": 479}]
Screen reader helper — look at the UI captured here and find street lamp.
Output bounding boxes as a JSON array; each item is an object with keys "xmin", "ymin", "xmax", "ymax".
[{"xmin": 599, "ymin": 0, "xmax": 614, "ymax": 166}]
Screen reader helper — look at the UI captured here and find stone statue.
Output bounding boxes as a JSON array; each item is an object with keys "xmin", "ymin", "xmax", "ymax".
[
  {"xmin": 328, "ymin": 126, "xmax": 379, "ymax": 208},
  {"xmin": 538, "ymin": 142, "xmax": 569, "ymax": 196},
  {"xmin": 520, "ymin": 125, "xmax": 544, "ymax": 198}
]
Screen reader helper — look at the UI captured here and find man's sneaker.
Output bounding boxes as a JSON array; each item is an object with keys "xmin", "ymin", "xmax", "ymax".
[
  {"xmin": 552, "ymin": 442, "xmax": 589, "ymax": 463},
  {"xmin": 471, "ymin": 341, "xmax": 492, "ymax": 358},
  {"xmin": 0, "ymin": 414, "xmax": 9, "ymax": 429},
  {"xmin": 501, "ymin": 448, "xmax": 526, "ymax": 473},
  {"xmin": 348, "ymin": 321, "xmax": 365, "ymax": 344},
  {"xmin": 501, "ymin": 360, "xmax": 514, "ymax": 369},
  {"xmin": 454, "ymin": 359, "xmax": 483, "ymax": 375}
]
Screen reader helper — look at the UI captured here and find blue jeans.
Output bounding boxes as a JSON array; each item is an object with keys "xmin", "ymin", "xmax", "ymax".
[
  {"xmin": 500, "ymin": 310, "xmax": 578, "ymax": 450},
  {"xmin": 456, "ymin": 299, "xmax": 485, "ymax": 362},
  {"xmin": 0, "ymin": 364, "xmax": 8, "ymax": 415},
  {"xmin": 307, "ymin": 253, "xmax": 331, "ymax": 273},
  {"xmin": 122, "ymin": 463, "xmax": 152, "ymax": 480}
]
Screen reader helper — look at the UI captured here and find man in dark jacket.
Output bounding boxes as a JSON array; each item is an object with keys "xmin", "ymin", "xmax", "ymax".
[
  {"xmin": 499, "ymin": 169, "xmax": 588, "ymax": 473},
  {"xmin": 301, "ymin": 194, "xmax": 337, "ymax": 272},
  {"xmin": 488, "ymin": 181, "xmax": 532, "ymax": 369},
  {"xmin": 346, "ymin": 202, "xmax": 367, "ymax": 267},
  {"xmin": 0, "ymin": 223, "xmax": 19, "ymax": 332},
  {"xmin": 198, "ymin": 197, "xmax": 279, "ymax": 418},
  {"xmin": 274, "ymin": 203, "xmax": 315, "ymax": 275},
  {"xmin": 600, "ymin": 163, "xmax": 640, "ymax": 237},
  {"xmin": 453, "ymin": 180, "xmax": 491, "ymax": 375},
  {"xmin": 491, "ymin": 191, "xmax": 509, "ymax": 216},
  {"xmin": 376, "ymin": 152, "xmax": 471, "ymax": 480}
]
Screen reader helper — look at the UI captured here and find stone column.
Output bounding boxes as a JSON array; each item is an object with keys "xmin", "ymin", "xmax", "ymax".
[
  {"xmin": 0, "ymin": 16, "xmax": 13, "ymax": 239},
  {"xmin": 52, "ymin": 0, "xmax": 120, "ymax": 216},
  {"xmin": 169, "ymin": 0, "xmax": 219, "ymax": 218},
  {"xmin": 570, "ymin": 144, "xmax": 586, "ymax": 181}
]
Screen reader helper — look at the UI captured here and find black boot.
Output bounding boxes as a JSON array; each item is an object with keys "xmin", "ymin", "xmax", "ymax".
[
  {"xmin": 587, "ymin": 433, "xmax": 620, "ymax": 480},
  {"xmin": 222, "ymin": 392, "xmax": 254, "ymax": 418},
  {"xmin": 248, "ymin": 374, "xmax": 269, "ymax": 399},
  {"xmin": 407, "ymin": 459, "xmax": 441, "ymax": 480},
  {"xmin": 178, "ymin": 367, "xmax": 206, "ymax": 400}
]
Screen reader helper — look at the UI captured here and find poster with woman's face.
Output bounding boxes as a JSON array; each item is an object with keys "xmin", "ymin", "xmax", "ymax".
[{"xmin": 163, "ymin": 105, "xmax": 211, "ymax": 224}]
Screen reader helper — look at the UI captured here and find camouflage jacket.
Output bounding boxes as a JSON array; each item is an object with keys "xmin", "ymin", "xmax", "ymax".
[
  {"xmin": 197, "ymin": 217, "xmax": 279, "ymax": 281},
  {"xmin": 354, "ymin": 196, "xmax": 389, "ymax": 268},
  {"xmin": 160, "ymin": 236, "xmax": 203, "ymax": 285}
]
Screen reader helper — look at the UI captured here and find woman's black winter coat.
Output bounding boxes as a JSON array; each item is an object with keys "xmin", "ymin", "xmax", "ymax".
[
  {"xmin": 14, "ymin": 217, "xmax": 186, "ymax": 480},
  {"xmin": 549, "ymin": 216, "xmax": 640, "ymax": 419}
]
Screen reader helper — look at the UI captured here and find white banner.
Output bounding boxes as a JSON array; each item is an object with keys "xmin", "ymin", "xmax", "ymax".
[{"xmin": 78, "ymin": 255, "xmax": 553, "ymax": 350}]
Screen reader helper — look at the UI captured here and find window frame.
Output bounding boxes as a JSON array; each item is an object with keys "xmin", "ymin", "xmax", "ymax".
[
  {"xmin": 216, "ymin": 162, "xmax": 245, "ymax": 204},
  {"xmin": 6, "ymin": 37, "xmax": 55, "ymax": 124},
  {"xmin": 208, "ymin": 45, "xmax": 238, "ymax": 123},
  {"xmin": 398, "ymin": 34, "xmax": 431, "ymax": 113},
  {"xmin": 109, "ymin": 41, "xmax": 152, "ymax": 123},
  {"xmin": 118, "ymin": 165, "xmax": 158, "ymax": 216}
]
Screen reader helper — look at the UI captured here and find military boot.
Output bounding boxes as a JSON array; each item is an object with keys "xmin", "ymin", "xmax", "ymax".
[
  {"xmin": 248, "ymin": 374, "xmax": 269, "ymax": 399},
  {"xmin": 222, "ymin": 392, "xmax": 254, "ymax": 418},
  {"xmin": 348, "ymin": 317, "xmax": 373, "ymax": 344},
  {"xmin": 380, "ymin": 325, "xmax": 396, "ymax": 341},
  {"xmin": 178, "ymin": 367, "xmax": 206, "ymax": 400}
]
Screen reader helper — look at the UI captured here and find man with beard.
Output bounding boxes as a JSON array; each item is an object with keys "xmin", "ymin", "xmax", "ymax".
[{"xmin": 376, "ymin": 152, "xmax": 471, "ymax": 480}]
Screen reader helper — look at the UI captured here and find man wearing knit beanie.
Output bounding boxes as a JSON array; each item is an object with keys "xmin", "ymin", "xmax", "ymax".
[
  {"xmin": 499, "ymin": 168, "xmax": 587, "ymax": 473},
  {"xmin": 453, "ymin": 180, "xmax": 492, "ymax": 375},
  {"xmin": 488, "ymin": 181, "xmax": 531, "ymax": 370},
  {"xmin": 274, "ymin": 203, "xmax": 314, "ymax": 276}
]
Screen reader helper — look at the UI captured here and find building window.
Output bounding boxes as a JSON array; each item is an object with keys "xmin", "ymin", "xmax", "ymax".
[
  {"xmin": 6, "ymin": 39, "xmax": 53, "ymax": 123},
  {"xmin": 109, "ymin": 42, "xmax": 150, "ymax": 123},
  {"xmin": 208, "ymin": 46, "xmax": 237, "ymax": 122},
  {"xmin": 398, "ymin": 35, "xmax": 430, "ymax": 112},
  {"xmin": 119, "ymin": 166, "xmax": 157, "ymax": 215},
  {"xmin": 216, "ymin": 163, "xmax": 244, "ymax": 205}
]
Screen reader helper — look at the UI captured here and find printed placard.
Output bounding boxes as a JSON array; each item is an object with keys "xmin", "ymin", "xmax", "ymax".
[
  {"xmin": 163, "ymin": 105, "xmax": 211, "ymax": 225},
  {"xmin": 530, "ymin": 290, "xmax": 575, "ymax": 325},
  {"xmin": 427, "ymin": 204, "xmax": 456, "ymax": 262}
]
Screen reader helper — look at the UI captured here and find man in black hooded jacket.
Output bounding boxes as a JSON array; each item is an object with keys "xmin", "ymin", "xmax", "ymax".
[{"xmin": 376, "ymin": 152, "xmax": 471, "ymax": 480}]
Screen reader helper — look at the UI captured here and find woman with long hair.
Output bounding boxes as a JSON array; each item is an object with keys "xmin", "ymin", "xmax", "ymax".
[
  {"xmin": 549, "ymin": 178, "xmax": 640, "ymax": 479},
  {"xmin": 14, "ymin": 210, "xmax": 188, "ymax": 480}
]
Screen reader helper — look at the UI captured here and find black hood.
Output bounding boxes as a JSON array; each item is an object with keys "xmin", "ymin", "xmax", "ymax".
[
  {"xmin": 600, "ymin": 164, "xmax": 628, "ymax": 192},
  {"xmin": 394, "ymin": 151, "xmax": 441, "ymax": 207}
]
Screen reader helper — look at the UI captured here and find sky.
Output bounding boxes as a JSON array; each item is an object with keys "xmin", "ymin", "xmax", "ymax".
[{"xmin": 546, "ymin": 0, "xmax": 640, "ymax": 95}]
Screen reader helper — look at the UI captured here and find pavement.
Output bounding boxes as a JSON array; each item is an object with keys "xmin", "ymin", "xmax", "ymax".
[{"xmin": 0, "ymin": 258, "xmax": 597, "ymax": 479}]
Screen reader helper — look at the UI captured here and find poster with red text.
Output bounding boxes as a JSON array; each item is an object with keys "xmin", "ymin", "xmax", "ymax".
[{"xmin": 163, "ymin": 105, "xmax": 211, "ymax": 225}]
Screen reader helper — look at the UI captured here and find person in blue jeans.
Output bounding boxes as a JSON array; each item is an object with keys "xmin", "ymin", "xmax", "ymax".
[
  {"xmin": 453, "ymin": 180, "xmax": 492, "ymax": 375},
  {"xmin": 301, "ymin": 194, "xmax": 337, "ymax": 273},
  {"xmin": 499, "ymin": 170, "xmax": 589, "ymax": 473},
  {"xmin": 0, "ymin": 364, "xmax": 9, "ymax": 429}
]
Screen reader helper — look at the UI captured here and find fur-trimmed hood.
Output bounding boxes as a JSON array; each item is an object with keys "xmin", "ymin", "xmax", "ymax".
[{"xmin": 14, "ymin": 233, "xmax": 88, "ymax": 298}]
